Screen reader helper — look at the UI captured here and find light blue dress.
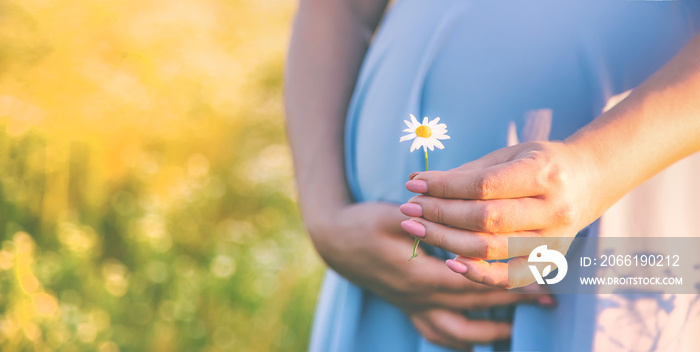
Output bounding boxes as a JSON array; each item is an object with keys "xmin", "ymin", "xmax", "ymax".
[{"xmin": 309, "ymin": 1, "xmax": 700, "ymax": 351}]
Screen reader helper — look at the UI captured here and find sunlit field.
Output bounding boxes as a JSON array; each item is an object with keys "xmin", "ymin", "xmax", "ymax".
[{"xmin": 0, "ymin": 0, "xmax": 324, "ymax": 351}]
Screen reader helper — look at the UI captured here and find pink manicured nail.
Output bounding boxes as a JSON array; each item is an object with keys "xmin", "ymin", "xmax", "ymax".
[
  {"xmin": 446, "ymin": 259, "xmax": 468, "ymax": 274},
  {"xmin": 399, "ymin": 203, "xmax": 422, "ymax": 217},
  {"xmin": 409, "ymin": 172, "xmax": 420, "ymax": 180},
  {"xmin": 400, "ymin": 220, "xmax": 426, "ymax": 238},
  {"xmin": 538, "ymin": 295, "xmax": 557, "ymax": 307},
  {"xmin": 405, "ymin": 180, "xmax": 428, "ymax": 193}
]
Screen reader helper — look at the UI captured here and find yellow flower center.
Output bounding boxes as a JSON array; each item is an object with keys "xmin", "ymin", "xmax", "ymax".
[{"xmin": 415, "ymin": 125, "xmax": 432, "ymax": 138}]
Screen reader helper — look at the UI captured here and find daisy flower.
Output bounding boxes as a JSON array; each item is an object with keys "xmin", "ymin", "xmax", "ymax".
[
  {"xmin": 400, "ymin": 114, "xmax": 450, "ymax": 152},
  {"xmin": 400, "ymin": 114, "xmax": 450, "ymax": 260}
]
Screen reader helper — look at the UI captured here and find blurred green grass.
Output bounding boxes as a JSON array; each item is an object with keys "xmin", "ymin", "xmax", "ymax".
[{"xmin": 0, "ymin": 0, "xmax": 324, "ymax": 351}]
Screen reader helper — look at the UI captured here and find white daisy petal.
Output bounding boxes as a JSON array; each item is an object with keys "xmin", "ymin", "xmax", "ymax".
[
  {"xmin": 422, "ymin": 116, "xmax": 429, "ymax": 125},
  {"xmin": 410, "ymin": 137, "xmax": 422, "ymax": 152},
  {"xmin": 427, "ymin": 143, "xmax": 435, "ymax": 151},
  {"xmin": 400, "ymin": 133, "xmax": 417, "ymax": 142},
  {"xmin": 433, "ymin": 138, "xmax": 445, "ymax": 149},
  {"xmin": 428, "ymin": 117, "xmax": 440, "ymax": 127},
  {"xmin": 403, "ymin": 128, "xmax": 414, "ymax": 132},
  {"xmin": 410, "ymin": 114, "xmax": 420, "ymax": 126},
  {"xmin": 436, "ymin": 134, "xmax": 450, "ymax": 140},
  {"xmin": 404, "ymin": 120, "xmax": 414, "ymax": 129}
]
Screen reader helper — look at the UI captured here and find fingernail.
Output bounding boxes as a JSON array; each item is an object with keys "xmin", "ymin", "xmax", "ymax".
[
  {"xmin": 538, "ymin": 295, "xmax": 557, "ymax": 307},
  {"xmin": 409, "ymin": 172, "xmax": 420, "ymax": 180},
  {"xmin": 445, "ymin": 259, "xmax": 468, "ymax": 274},
  {"xmin": 399, "ymin": 203, "xmax": 422, "ymax": 217},
  {"xmin": 405, "ymin": 180, "xmax": 428, "ymax": 193},
  {"xmin": 400, "ymin": 220, "xmax": 426, "ymax": 238}
]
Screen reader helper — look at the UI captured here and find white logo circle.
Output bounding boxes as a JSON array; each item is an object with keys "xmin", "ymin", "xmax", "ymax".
[{"xmin": 528, "ymin": 245, "xmax": 568, "ymax": 284}]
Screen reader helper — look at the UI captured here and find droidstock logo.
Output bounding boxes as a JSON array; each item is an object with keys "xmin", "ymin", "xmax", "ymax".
[{"xmin": 528, "ymin": 245, "xmax": 568, "ymax": 284}]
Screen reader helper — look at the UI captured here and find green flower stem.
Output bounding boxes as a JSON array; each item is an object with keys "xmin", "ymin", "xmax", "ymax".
[{"xmin": 409, "ymin": 149, "xmax": 429, "ymax": 261}]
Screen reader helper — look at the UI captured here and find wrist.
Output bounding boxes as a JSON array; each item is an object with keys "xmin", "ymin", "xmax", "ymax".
[
  {"xmin": 560, "ymin": 138, "xmax": 614, "ymax": 221},
  {"xmin": 297, "ymin": 194, "xmax": 348, "ymax": 257}
]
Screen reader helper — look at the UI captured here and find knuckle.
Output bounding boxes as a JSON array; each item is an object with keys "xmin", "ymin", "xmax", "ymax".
[
  {"xmin": 475, "ymin": 238, "xmax": 494, "ymax": 259},
  {"xmin": 527, "ymin": 149, "xmax": 545, "ymax": 162},
  {"xmin": 482, "ymin": 275, "xmax": 503, "ymax": 288},
  {"xmin": 427, "ymin": 201, "xmax": 443, "ymax": 224},
  {"xmin": 430, "ymin": 174, "xmax": 448, "ymax": 197},
  {"xmin": 483, "ymin": 241, "xmax": 496, "ymax": 260},
  {"xmin": 472, "ymin": 271, "xmax": 487, "ymax": 285},
  {"xmin": 526, "ymin": 148, "xmax": 550, "ymax": 167},
  {"xmin": 440, "ymin": 177, "xmax": 450, "ymax": 198},
  {"xmin": 432, "ymin": 228, "xmax": 448, "ymax": 249},
  {"xmin": 525, "ymin": 149, "xmax": 566, "ymax": 190},
  {"xmin": 479, "ymin": 204, "xmax": 502, "ymax": 232},
  {"xmin": 554, "ymin": 202, "xmax": 577, "ymax": 225},
  {"xmin": 475, "ymin": 175, "xmax": 497, "ymax": 199},
  {"xmin": 547, "ymin": 164, "xmax": 568, "ymax": 186}
]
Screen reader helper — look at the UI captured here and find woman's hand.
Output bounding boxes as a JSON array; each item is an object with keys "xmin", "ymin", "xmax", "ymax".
[
  {"xmin": 399, "ymin": 141, "xmax": 600, "ymax": 288},
  {"xmin": 398, "ymin": 33, "xmax": 700, "ymax": 288},
  {"xmin": 308, "ymin": 201, "xmax": 553, "ymax": 347}
]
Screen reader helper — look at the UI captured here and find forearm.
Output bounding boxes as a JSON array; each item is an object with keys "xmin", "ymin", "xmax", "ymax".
[
  {"xmin": 567, "ymin": 33, "xmax": 700, "ymax": 216},
  {"xmin": 284, "ymin": 0, "xmax": 387, "ymax": 230}
]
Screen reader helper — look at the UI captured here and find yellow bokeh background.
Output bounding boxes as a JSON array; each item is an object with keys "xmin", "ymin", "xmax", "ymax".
[{"xmin": 0, "ymin": 0, "xmax": 323, "ymax": 351}]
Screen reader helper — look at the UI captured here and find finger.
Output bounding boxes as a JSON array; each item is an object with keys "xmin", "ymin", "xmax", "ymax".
[
  {"xmin": 401, "ymin": 218, "xmax": 543, "ymax": 260},
  {"xmin": 402, "ymin": 255, "xmax": 555, "ymax": 311},
  {"xmin": 448, "ymin": 256, "xmax": 537, "ymax": 289},
  {"xmin": 403, "ymin": 196, "xmax": 551, "ymax": 233},
  {"xmin": 406, "ymin": 157, "xmax": 545, "ymax": 200},
  {"xmin": 428, "ymin": 309, "xmax": 512, "ymax": 345},
  {"xmin": 409, "ymin": 254, "xmax": 495, "ymax": 293}
]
